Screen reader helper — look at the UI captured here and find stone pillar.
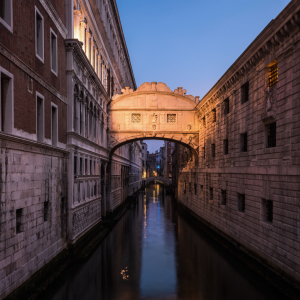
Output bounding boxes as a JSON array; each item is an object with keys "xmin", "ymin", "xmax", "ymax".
[
  {"xmin": 74, "ymin": 10, "xmax": 81, "ymax": 40},
  {"xmin": 80, "ymin": 20, "xmax": 87, "ymax": 50}
]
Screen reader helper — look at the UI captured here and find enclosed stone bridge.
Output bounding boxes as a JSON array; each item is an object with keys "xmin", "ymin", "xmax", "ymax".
[
  {"xmin": 145, "ymin": 176, "xmax": 172, "ymax": 186},
  {"xmin": 108, "ymin": 82, "xmax": 200, "ymax": 161}
]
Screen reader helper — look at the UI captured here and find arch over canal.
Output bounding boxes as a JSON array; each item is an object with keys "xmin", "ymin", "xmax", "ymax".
[{"xmin": 108, "ymin": 82, "xmax": 200, "ymax": 161}]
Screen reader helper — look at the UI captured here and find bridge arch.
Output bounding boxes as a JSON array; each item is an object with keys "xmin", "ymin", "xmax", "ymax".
[{"xmin": 108, "ymin": 82, "xmax": 200, "ymax": 161}]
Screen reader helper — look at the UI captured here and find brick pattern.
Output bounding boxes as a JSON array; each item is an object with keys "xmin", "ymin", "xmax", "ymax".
[
  {"xmin": 0, "ymin": 144, "xmax": 68, "ymax": 298},
  {"xmin": 176, "ymin": 5, "xmax": 300, "ymax": 282}
]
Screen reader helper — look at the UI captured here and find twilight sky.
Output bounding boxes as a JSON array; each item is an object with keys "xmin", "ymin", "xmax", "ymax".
[{"xmin": 116, "ymin": 0, "xmax": 291, "ymax": 153}]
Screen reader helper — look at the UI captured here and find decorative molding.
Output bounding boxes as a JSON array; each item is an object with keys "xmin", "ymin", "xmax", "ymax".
[
  {"xmin": 39, "ymin": 0, "xmax": 68, "ymax": 39},
  {"xmin": 0, "ymin": 43, "xmax": 67, "ymax": 104}
]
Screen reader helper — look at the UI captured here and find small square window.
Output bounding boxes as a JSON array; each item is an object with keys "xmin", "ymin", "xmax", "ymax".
[
  {"xmin": 223, "ymin": 139, "xmax": 228, "ymax": 155},
  {"xmin": 262, "ymin": 199, "xmax": 273, "ymax": 223},
  {"xmin": 131, "ymin": 113, "xmax": 141, "ymax": 123},
  {"xmin": 238, "ymin": 193, "xmax": 245, "ymax": 212},
  {"xmin": 240, "ymin": 133, "xmax": 248, "ymax": 152},
  {"xmin": 224, "ymin": 98, "xmax": 229, "ymax": 115},
  {"xmin": 210, "ymin": 187, "xmax": 213, "ymax": 201},
  {"xmin": 167, "ymin": 114, "xmax": 176, "ymax": 123},
  {"xmin": 241, "ymin": 81, "xmax": 249, "ymax": 104},
  {"xmin": 16, "ymin": 208, "xmax": 23, "ymax": 234},
  {"xmin": 266, "ymin": 122, "xmax": 276, "ymax": 148},
  {"xmin": 221, "ymin": 190, "xmax": 226, "ymax": 205},
  {"xmin": 211, "ymin": 144, "xmax": 215, "ymax": 158}
]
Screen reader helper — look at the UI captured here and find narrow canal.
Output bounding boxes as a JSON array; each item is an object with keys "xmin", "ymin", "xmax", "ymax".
[{"xmin": 43, "ymin": 183, "xmax": 287, "ymax": 300}]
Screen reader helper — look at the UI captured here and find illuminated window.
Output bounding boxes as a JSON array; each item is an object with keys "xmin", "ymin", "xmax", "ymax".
[
  {"xmin": 211, "ymin": 109, "xmax": 216, "ymax": 122},
  {"xmin": 131, "ymin": 113, "xmax": 141, "ymax": 123},
  {"xmin": 167, "ymin": 114, "xmax": 176, "ymax": 123},
  {"xmin": 268, "ymin": 59, "xmax": 278, "ymax": 87}
]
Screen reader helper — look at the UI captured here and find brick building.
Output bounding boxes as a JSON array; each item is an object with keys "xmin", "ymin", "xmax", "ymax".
[
  {"xmin": 0, "ymin": 0, "xmax": 142, "ymax": 298},
  {"xmin": 176, "ymin": 0, "xmax": 300, "ymax": 285}
]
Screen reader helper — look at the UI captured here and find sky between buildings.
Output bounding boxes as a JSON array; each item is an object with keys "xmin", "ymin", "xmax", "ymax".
[{"xmin": 116, "ymin": 0, "xmax": 291, "ymax": 153}]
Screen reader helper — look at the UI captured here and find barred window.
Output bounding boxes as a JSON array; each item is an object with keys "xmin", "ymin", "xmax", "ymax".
[
  {"xmin": 262, "ymin": 199, "xmax": 273, "ymax": 223},
  {"xmin": 131, "ymin": 113, "xmax": 141, "ymax": 123},
  {"xmin": 241, "ymin": 81, "xmax": 249, "ymax": 104},
  {"xmin": 211, "ymin": 109, "xmax": 216, "ymax": 122},
  {"xmin": 224, "ymin": 98, "xmax": 229, "ymax": 115},
  {"xmin": 268, "ymin": 60, "xmax": 278, "ymax": 87},
  {"xmin": 167, "ymin": 114, "xmax": 176, "ymax": 123}
]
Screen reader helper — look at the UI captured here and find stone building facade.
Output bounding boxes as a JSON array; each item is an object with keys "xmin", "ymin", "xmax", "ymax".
[
  {"xmin": 0, "ymin": 0, "xmax": 142, "ymax": 298},
  {"xmin": 176, "ymin": 0, "xmax": 300, "ymax": 284}
]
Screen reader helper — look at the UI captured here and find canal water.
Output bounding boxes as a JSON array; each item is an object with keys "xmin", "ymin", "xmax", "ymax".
[{"xmin": 43, "ymin": 183, "xmax": 287, "ymax": 300}]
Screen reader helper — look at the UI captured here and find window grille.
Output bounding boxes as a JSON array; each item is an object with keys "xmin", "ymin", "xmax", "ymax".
[
  {"xmin": 262, "ymin": 199, "xmax": 273, "ymax": 223},
  {"xmin": 221, "ymin": 190, "xmax": 226, "ymax": 205},
  {"xmin": 131, "ymin": 113, "xmax": 141, "ymax": 123},
  {"xmin": 238, "ymin": 193, "xmax": 245, "ymax": 212},
  {"xmin": 241, "ymin": 81, "xmax": 249, "ymax": 104},
  {"xmin": 167, "ymin": 114, "xmax": 176, "ymax": 123},
  {"xmin": 269, "ymin": 61, "xmax": 278, "ymax": 87},
  {"xmin": 266, "ymin": 122, "xmax": 276, "ymax": 148},
  {"xmin": 211, "ymin": 109, "xmax": 216, "ymax": 122}
]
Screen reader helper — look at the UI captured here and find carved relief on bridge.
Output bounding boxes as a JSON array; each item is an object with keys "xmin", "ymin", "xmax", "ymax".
[{"xmin": 108, "ymin": 82, "xmax": 200, "ymax": 151}]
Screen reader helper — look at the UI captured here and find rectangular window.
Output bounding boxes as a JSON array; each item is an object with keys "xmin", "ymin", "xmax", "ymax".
[
  {"xmin": 184, "ymin": 181, "xmax": 186, "ymax": 194},
  {"xmin": 266, "ymin": 122, "xmax": 276, "ymax": 148},
  {"xmin": 202, "ymin": 116, "xmax": 206, "ymax": 128},
  {"xmin": 194, "ymin": 183, "xmax": 197, "ymax": 195},
  {"xmin": 238, "ymin": 193, "xmax": 245, "ymax": 212},
  {"xmin": 221, "ymin": 189, "xmax": 226, "ymax": 205},
  {"xmin": 90, "ymin": 160, "xmax": 92, "ymax": 175},
  {"xmin": 50, "ymin": 29, "xmax": 58, "ymax": 75},
  {"xmin": 201, "ymin": 185, "xmax": 203, "ymax": 197},
  {"xmin": 211, "ymin": 144, "xmax": 215, "ymax": 158},
  {"xmin": 51, "ymin": 104, "xmax": 58, "ymax": 146},
  {"xmin": 44, "ymin": 201, "xmax": 49, "ymax": 222},
  {"xmin": 36, "ymin": 92, "xmax": 44, "ymax": 142},
  {"xmin": 131, "ymin": 113, "xmax": 141, "ymax": 123},
  {"xmin": 85, "ymin": 158, "xmax": 88, "ymax": 174},
  {"xmin": 0, "ymin": 68, "xmax": 13, "ymax": 134},
  {"xmin": 211, "ymin": 109, "xmax": 216, "ymax": 122},
  {"xmin": 268, "ymin": 59, "xmax": 278, "ymax": 87},
  {"xmin": 223, "ymin": 139, "xmax": 228, "ymax": 155},
  {"xmin": 224, "ymin": 98, "xmax": 229, "ymax": 115},
  {"xmin": 80, "ymin": 157, "xmax": 83, "ymax": 175},
  {"xmin": 240, "ymin": 133, "xmax": 248, "ymax": 152},
  {"xmin": 167, "ymin": 114, "xmax": 176, "ymax": 123},
  {"xmin": 35, "ymin": 7, "xmax": 44, "ymax": 62},
  {"xmin": 262, "ymin": 199, "xmax": 273, "ymax": 223},
  {"xmin": 202, "ymin": 147, "xmax": 205, "ymax": 159},
  {"xmin": 241, "ymin": 81, "xmax": 249, "ymax": 104},
  {"xmin": 210, "ymin": 187, "xmax": 213, "ymax": 201},
  {"xmin": 74, "ymin": 155, "xmax": 77, "ymax": 175},
  {"xmin": 16, "ymin": 208, "xmax": 23, "ymax": 234},
  {"xmin": 0, "ymin": 0, "xmax": 12, "ymax": 31}
]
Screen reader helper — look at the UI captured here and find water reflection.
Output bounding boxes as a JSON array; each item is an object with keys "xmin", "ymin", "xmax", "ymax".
[{"xmin": 44, "ymin": 183, "xmax": 285, "ymax": 300}]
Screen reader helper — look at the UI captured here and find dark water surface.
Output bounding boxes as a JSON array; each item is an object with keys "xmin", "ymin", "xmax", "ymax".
[{"xmin": 44, "ymin": 183, "xmax": 286, "ymax": 300}]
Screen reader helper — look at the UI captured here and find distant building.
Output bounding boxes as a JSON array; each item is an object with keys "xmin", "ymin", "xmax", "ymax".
[
  {"xmin": 148, "ymin": 153, "xmax": 157, "ymax": 177},
  {"xmin": 163, "ymin": 141, "xmax": 176, "ymax": 178},
  {"xmin": 141, "ymin": 142, "xmax": 148, "ymax": 178}
]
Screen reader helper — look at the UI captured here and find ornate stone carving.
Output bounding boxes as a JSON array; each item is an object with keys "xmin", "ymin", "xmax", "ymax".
[
  {"xmin": 152, "ymin": 125, "xmax": 156, "ymax": 130},
  {"xmin": 187, "ymin": 124, "xmax": 192, "ymax": 130},
  {"xmin": 151, "ymin": 113, "xmax": 158, "ymax": 123}
]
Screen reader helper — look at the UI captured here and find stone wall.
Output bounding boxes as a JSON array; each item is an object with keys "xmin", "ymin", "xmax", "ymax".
[
  {"xmin": 177, "ymin": 0, "xmax": 300, "ymax": 283},
  {"xmin": 0, "ymin": 137, "xmax": 68, "ymax": 298}
]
